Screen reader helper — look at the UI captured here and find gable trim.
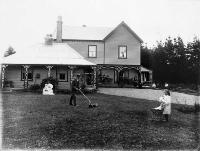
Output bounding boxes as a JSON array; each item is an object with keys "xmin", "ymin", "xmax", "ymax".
[{"xmin": 103, "ymin": 21, "xmax": 143, "ymax": 43}]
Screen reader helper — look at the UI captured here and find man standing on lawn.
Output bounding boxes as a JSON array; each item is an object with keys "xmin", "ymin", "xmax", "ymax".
[{"xmin": 69, "ymin": 74, "xmax": 80, "ymax": 106}]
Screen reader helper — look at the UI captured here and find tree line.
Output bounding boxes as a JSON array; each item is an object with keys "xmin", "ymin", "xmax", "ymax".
[{"xmin": 141, "ymin": 37, "xmax": 200, "ymax": 85}]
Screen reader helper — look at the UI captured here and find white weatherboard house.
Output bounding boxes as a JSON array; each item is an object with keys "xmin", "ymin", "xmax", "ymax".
[{"xmin": 1, "ymin": 16, "xmax": 152, "ymax": 90}]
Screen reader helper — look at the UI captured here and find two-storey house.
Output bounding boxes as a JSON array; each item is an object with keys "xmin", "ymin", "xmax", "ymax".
[
  {"xmin": 1, "ymin": 16, "xmax": 143, "ymax": 90},
  {"xmin": 53, "ymin": 16, "xmax": 143, "ymax": 87}
]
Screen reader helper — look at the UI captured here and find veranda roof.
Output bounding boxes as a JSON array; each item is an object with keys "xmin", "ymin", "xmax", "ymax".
[
  {"xmin": 141, "ymin": 66, "xmax": 152, "ymax": 72},
  {"xmin": 1, "ymin": 43, "xmax": 95, "ymax": 66}
]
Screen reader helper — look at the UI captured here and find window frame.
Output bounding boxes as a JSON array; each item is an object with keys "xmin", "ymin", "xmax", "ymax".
[
  {"xmin": 58, "ymin": 71, "xmax": 68, "ymax": 82},
  {"xmin": 118, "ymin": 45, "xmax": 127, "ymax": 59},
  {"xmin": 88, "ymin": 45, "xmax": 97, "ymax": 58},
  {"xmin": 21, "ymin": 67, "xmax": 33, "ymax": 81}
]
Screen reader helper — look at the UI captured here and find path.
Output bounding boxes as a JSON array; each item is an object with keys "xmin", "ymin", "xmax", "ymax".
[{"xmin": 98, "ymin": 88, "xmax": 199, "ymax": 105}]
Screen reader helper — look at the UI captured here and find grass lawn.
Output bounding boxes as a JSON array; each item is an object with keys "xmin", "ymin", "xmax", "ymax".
[{"xmin": 1, "ymin": 92, "xmax": 200, "ymax": 150}]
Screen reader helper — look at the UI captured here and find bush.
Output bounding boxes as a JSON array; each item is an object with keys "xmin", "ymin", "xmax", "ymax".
[
  {"xmin": 99, "ymin": 75, "xmax": 113, "ymax": 84},
  {"xmin": 4, "ymin": 80, "xmax": 14, "ymax": 88},
  {"xmin": 40, "ymin": 77, "xmax": 58, "ymax": 90},
  {"xmin": 29, "ymin": 84, "xmax": 41, "ymax": 91},
  {"xmin": 194, "ymin": 103, "xmax": 200, "ymax": 113},
  {"xmin": 122, "ymin": 77, "xmax": 130, "ymax": 85},
  {"xmin": 119, "ymin": 78, "xmax": 138, "ymax": 87}
]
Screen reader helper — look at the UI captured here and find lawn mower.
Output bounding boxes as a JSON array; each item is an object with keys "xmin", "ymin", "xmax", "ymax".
[{"xmin": 78, "ymin": 89, "xmax": 98, "ymax": 108}]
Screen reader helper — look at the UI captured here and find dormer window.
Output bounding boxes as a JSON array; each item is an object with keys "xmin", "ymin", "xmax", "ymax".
[
  {"xmin": 88, "ymin": 45, "xmax": 97, "ymax": 58},
  {"xmin": 118, "ymin": 45, "xmax": 127, "ymax": 59}
]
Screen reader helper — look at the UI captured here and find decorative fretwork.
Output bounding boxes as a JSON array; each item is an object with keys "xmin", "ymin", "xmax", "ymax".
[
  {"xmin": 22, "ymin": 65, "xmax": 30, "ymax": 89},
  {"xmin": 97, "ymin": 65, "xmax": 115, "ymax": 71},
  {"xmin": 1, "ymin": 64, "xmax": 8, "ymax": 88},
  {"xmin": 92, "ymin": 66, "xmax": 97, "ymax": 88},
  {"xmin": 68, "ymin": 66, "xmax": 76, "ymax": 70},
  {"xmin": 46, "ymin": 66, "xmax": 53, "ymax": 77},
  {"xmin": 68, "ymin": 66, "xmax": 76, "ymax": 85},
  {"xmin": 97, "ymin": 64, "xmax": 141, "ymax": 72},
  {"xmin": 115, "ymin": 66, "xmax": 124, "ymax": 72}
]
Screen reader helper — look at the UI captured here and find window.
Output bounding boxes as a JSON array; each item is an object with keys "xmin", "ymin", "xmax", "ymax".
[
  {"xmin": 58, "ymin": 72, "xmax": 68, "ymax": 82},
  {"xmin": 21, "ymin": 68, "xmax": 33, "ymax": 81},
  {"xmin": 118, "ymin": 46, "xmax": 127, "ymax": 59},
  {"xmin": 59, "ymin": 73, "xmax": 65, "ymax": 80},
  {"xmin": 88, "ymin": 45, "xmax": 97, "ymax": 58}
]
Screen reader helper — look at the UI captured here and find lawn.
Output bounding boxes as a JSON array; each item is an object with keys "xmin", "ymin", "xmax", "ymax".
[{"xmin": 1, "ymin": 92, "xmax": 200, "ymax": 150}]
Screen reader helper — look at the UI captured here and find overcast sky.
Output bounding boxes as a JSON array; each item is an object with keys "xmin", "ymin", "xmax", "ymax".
[{"xmin": 0, "ymin": 0, "xmax": 199, "ymax": 57}]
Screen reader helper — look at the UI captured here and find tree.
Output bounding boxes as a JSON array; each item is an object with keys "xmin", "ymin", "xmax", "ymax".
[
  {"xmin": 141, "ymin": 44, "xmax": 153, "ymax": 69},
  {"xmin": 151, "ymin": 36, "xmax": 200, "ymax": 86},
  {"xmin": 164, "ymin": 37, "xmax": 186, "ymax": 83},
  {"xmin": 4, "ymin": 46, "xmax": 16, "ymax": 57},
  {"xmin": 152, "ymin": 37, "xmax": 187, "ymax": 84},
  {"xmin": 152, "ymin": 41, "xmax": 169, "ymax": 84},
  {"xmin": 186, "ymin": 37, "xmax": 200, "ymax": 84}
]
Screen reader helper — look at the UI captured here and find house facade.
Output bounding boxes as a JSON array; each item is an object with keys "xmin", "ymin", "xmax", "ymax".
[
  {"xmin": 53, "ymin": 16, "xmax": 143, "ymax": 87},
  {"xmin": 1, "ymin": 16, "xmax": 149, "ymax": 90}
]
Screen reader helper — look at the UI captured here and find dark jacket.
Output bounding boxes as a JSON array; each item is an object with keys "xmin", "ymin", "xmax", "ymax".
[{"xmin": 71, "ymin": 79, "xmax": 79, "ymax": 93}]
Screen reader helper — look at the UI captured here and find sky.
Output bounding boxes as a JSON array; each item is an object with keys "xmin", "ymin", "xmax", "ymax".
[{"xmin": 0, "ymin": 0, "xmax": 200, "ymax": 57}]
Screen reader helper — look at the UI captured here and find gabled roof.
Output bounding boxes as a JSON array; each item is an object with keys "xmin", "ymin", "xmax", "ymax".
[
  {"xmin": 53, "ymin": 21, "xmax": 143, "ymax": 42},
  {"xmin": 103, "ymin": 21, "xmax": 143, "ymax": 43},
  {"xmin": 1, "ymin": 43, "xmax": 95, "ymax": 66}
]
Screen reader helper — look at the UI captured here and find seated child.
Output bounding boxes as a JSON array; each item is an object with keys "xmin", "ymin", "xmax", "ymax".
[{"xmin": 43, "ymin": 82, "xmax": 54, "ymax": 95}]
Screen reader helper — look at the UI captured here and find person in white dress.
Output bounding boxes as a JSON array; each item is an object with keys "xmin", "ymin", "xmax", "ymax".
[
  {"xmin": 153, "ymin": 89, "xmax": 171, "ymax": 121},
  {"xmin": 43, "ymin": 81, "xmax": 54, "ymax": 95}
]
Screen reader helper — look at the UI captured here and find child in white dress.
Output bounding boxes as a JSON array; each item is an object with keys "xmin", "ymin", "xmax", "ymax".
[
  {"xmin": 43, "ymin": 82, "xmax": 54, "ymax": 95},
  {"xmin": 152, "ymin": 89, "xmax": 171, "ymax": 121}
]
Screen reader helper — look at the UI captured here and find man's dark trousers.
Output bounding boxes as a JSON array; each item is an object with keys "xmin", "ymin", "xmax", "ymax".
[
  {"xmin": 70, "ymin": 93, "xmax": 76, "ymax": 106},
  {"xmin": 69, "ymin": 78, "xmax": 79, "ymax": 106}
]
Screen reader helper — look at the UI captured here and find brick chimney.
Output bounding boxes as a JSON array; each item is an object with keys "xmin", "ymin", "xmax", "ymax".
[{"xmin": 56, "ymin": 16, "xmax": 62, "ymax": 42}]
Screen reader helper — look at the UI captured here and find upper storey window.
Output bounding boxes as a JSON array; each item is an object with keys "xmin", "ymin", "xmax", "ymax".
[
  {"xmin": 118, "ymin": 45, "xmax": 127, "ymax": 59},
  {"xmin": 88, "ymin": 45, "xmax": 97, "ymax": 58}
]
